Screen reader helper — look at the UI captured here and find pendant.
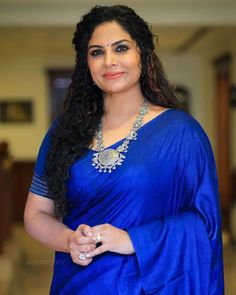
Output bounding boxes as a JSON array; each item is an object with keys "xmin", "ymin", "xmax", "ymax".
[
  {"xmin": 91, "ymin": 98, "xmax": 149, "ymax": 173},
  {"xmin": 92, "ymin": 149, "xmax": 125, "ymax": 173}
]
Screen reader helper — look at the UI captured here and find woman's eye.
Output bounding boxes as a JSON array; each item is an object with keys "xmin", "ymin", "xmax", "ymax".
[
  {"xmin": 90, "ymin": 49, "xmax": 103, "ymax": 57},
  {"xmin": 116, "ymin": 45, "xmax": 129, "ymax": 52}
]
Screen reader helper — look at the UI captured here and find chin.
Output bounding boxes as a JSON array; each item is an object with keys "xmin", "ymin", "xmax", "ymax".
[
  {"xmin": 99, "ymin": 79, "xmax": 140, "ymax": 95},
  {"xmin": 101, "ymin": 85, "xmax": 126, "ymax": 94},
  {"xmin": 104, "ymin": 84, "xmax": 138, "ymax": 94}
]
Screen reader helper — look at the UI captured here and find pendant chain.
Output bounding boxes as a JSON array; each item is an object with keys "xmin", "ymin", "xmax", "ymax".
[{"xmin": 92, "ymin": 98, "xmax": 149, "ymax": 173}]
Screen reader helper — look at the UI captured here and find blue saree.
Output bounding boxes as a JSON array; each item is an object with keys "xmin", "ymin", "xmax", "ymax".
[{"xmin": 30, "ymin": 109, "xmax": 224, "ymax": 294}]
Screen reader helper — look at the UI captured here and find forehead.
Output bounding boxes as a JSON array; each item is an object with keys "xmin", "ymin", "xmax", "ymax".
[{"xmin": 88, "ymin": 21, "xmax": 133, "ymax": 45}]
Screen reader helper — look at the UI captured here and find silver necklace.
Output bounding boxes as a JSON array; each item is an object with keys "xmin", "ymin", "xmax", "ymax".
[{"xmin": 92, "ymin": 99, "xmax": 149, "ymax": 173}]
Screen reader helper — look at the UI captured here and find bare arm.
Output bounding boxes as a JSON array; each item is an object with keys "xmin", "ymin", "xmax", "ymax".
[
  {"xmin": 24, "ymin": 193, "xmax": 132, "ymax": 265},
  {"xmin": 24, "ymin": 192, "xmax": 73, "ymax": 253}
]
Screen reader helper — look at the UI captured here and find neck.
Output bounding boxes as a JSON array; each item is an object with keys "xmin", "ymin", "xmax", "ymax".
[{"xmin": 103, "ymin": 88, "xmax": 144, "ymax": 122}]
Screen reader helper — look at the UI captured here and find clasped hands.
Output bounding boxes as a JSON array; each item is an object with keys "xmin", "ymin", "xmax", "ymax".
[{"xmin": 68, "ymin": 223, "xmax": 135, "ymax": 266}]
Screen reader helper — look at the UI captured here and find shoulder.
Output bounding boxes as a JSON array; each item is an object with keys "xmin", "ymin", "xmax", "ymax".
[
  {"xmin": 163, "ymin": 108, "xmax": 206, "ymax": 135},
  {"xmin": 41, "ymin": 116, "xmax": 60, "ymax": 144},
  {"xmin": 35, "ymin": 117, "xmax": 60, "ymax": 168},
  {"xmin": 167, "ymin": 109, "xmax": 214, "ymax": 157},
  {"xmin": 145, "ymin": 105, "xmax": 208, "ymax": 143},
  {"xmin": 148, "ymin": 104, "xmax": 199, "ymax": 131},
  {"xmin": 155, "ymin": 108, "xmax": 213, "ymax": 152}
]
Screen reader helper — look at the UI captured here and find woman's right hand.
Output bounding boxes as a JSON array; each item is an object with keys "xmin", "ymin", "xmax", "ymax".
[{"xmin": 68, "ymin": 224, "xmax": 96, "ymax": 266}]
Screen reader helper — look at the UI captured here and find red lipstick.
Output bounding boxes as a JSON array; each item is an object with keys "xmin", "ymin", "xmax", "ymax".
[{"xmin": 103, "ymin": 72, "xmax": 124, "ymax": 79}]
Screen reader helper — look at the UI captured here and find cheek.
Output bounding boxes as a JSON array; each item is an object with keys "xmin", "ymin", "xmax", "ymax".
[
  {"xmin": 87, "ymin": 62, "xmax": 94, "ymax": 75},
  {"xmin": 87, "ymin": 58, "xmax": 99, "ymax": 75},
  {"xmin": 127, "ymin": 61, "xmax": 141, "ymax": 76},
  {"xmin": 125, "ymin": 55, "xmax": 141, "ymax": 72}
]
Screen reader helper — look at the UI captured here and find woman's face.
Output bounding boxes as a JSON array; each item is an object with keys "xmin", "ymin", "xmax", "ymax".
[{"xmin": 87, "ymin": 21, "xmax": 141, "ymax": 95}]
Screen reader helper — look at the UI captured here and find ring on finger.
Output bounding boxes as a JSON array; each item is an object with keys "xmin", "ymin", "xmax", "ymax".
[
  {"xmin": 94, "ymin": 233, "xmax": 103, "ymax": 243},
  {"xmin": 78, "ymin": 252, "xmax": 87, "ymax": 261}
]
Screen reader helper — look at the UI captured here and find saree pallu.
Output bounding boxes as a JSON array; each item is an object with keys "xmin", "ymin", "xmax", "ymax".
[{"xmin": 30, "ymin": 109, "xmax": 224, "ymax": 294}]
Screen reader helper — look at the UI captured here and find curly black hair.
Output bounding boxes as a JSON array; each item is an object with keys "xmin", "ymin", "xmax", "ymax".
[{"xmin": 45, "ymin": 5, "xmax": 180, "ymax": 218}]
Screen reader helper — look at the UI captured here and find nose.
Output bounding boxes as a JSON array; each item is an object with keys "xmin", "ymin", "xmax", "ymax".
[{"xmin": 104, "ymin": 50, "xmax": 117, "ymax": 67}]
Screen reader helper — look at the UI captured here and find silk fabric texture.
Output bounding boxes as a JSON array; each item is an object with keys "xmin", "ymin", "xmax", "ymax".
[{"xmin": 30, "ymin": 109, "xmax": 224, "ymax": 294}]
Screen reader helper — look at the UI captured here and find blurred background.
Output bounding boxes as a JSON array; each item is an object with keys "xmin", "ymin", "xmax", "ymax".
[{"xmin": 0, "ymin": 0, "xmax": 236, "ymax": 294}]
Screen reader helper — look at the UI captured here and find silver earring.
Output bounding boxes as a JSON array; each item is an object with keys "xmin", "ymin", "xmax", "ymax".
[{"xmin": 93, "ymin": 81, "xmax": 96, "ymax": 85}]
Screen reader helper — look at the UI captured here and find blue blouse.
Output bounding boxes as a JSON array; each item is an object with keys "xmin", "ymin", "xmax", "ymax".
[{"xmin": 30, "ymin": 109, "xmax": 224, "ymax": 294}]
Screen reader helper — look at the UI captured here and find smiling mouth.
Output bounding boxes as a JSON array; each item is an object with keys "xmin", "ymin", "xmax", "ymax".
[{"xmin": 103, "ymin": 72, "xmax": 125, "ymax": 80}]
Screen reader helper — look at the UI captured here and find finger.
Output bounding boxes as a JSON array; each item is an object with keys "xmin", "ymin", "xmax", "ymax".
[
  {"xmin": 77, "ymin": 244, "xmax": 96, "ymax": 253},
  {"xmin": 92, "ymin": 232, "xmax": 104, "ymax": 244},
  {"xmin": 71, "ymin": 249, "xmax": 93, "ymax": 266},
  {"xmin": 73, "ymin": 235, "xmax": 95, "ymax": 245},
  {"xmin": 85, "ymin": 244, "xmax": 107, "ymax": 259},
  {"xmin": 78, "ymin": 224, "xmax": 93, "ymax": 237},
  {"xmin": 92, "ymin": 224, "xmax": 107, "ymax": 232},
  {"xmin": 73, "ymin": 255, "xmax": 93, "ymax": 266},
  {"xmin": 78, "ymin": 258, "xmax": 92, "ymax": 266}
]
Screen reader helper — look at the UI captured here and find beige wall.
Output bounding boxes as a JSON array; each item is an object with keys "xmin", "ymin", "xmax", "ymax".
[
  {"xmin": 162, "ymin": 28, "xmax": 236, "ymax": 169},
  {"xmin": 162, "ymin": 53, "xmax": 206, "ymax": 124},
  {"xmin": 0, "ymin": 27, "xmax": 74, "ymax": 160},
  {"xmin": 192, "ymin": 29, "xmax": 236, "ymax": 169}
]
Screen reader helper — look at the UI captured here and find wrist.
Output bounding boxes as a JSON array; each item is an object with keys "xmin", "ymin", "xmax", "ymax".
[
  {"xmin": 124, "ymin": 230, "xmax": 135, "ymax": 254},
  {"xmin": 63, "ymin": 228, "xmax": 74, "ymax": 253}
]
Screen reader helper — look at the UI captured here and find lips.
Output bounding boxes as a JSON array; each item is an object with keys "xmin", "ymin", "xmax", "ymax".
[{"xmin": 103, "ymin": 72, "xmax": 125, "ymax": 79}]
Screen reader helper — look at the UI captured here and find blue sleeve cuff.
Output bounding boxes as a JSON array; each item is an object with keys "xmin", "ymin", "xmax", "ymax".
[{"xmin": 29, "ymin": 172, "xmax": 52, "ymax": 199}]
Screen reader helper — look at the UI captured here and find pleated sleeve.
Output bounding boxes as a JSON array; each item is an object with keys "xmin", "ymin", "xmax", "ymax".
[
  {"xmin": 127, "ymin": 121, "xmax": 224, "ymax": 294},
  {"xmin": 29, "ymin": 120, "xmax": 57, "ymax": 199}
]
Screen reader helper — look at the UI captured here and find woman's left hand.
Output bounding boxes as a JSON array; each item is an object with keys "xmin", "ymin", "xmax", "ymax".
[{"xmin": 85, "ymin": 223, "xmax": 135, "ymax": 259}]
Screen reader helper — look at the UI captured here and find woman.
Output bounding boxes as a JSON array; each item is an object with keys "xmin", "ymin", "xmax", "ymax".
[{"xmin": 24, "ymin": 5, "xmax": 224, "ymax": 294}]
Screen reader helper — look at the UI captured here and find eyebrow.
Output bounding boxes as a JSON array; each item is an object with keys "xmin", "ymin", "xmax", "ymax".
[{"xmin": 88, "ymin": 39, "xmax": 132, "ymax": 50}]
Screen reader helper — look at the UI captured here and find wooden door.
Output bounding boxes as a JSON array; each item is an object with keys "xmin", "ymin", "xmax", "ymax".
[{"xmin": 213, "ymin": 53, "xmax": 232, "ymax": 213}]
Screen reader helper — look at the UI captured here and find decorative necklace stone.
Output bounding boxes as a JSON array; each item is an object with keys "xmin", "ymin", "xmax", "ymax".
[{"xmin": 92, "ymin": 99, "xmax": 149, "ymax": 173}]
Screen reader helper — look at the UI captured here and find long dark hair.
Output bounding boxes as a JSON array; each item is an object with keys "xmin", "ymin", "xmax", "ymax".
[{"xmin": 45, "ymin": 5, "xmax": 180, "ymax": 218}]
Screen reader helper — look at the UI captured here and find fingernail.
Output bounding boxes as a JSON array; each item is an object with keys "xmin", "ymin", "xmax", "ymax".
[
  {"xmin": 87, "ymin": 232, "xmax": 93, "ymax": 237},
  {"xmin": 85, "ymin": 253, "xmax": 90, "ymax": 258}
]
